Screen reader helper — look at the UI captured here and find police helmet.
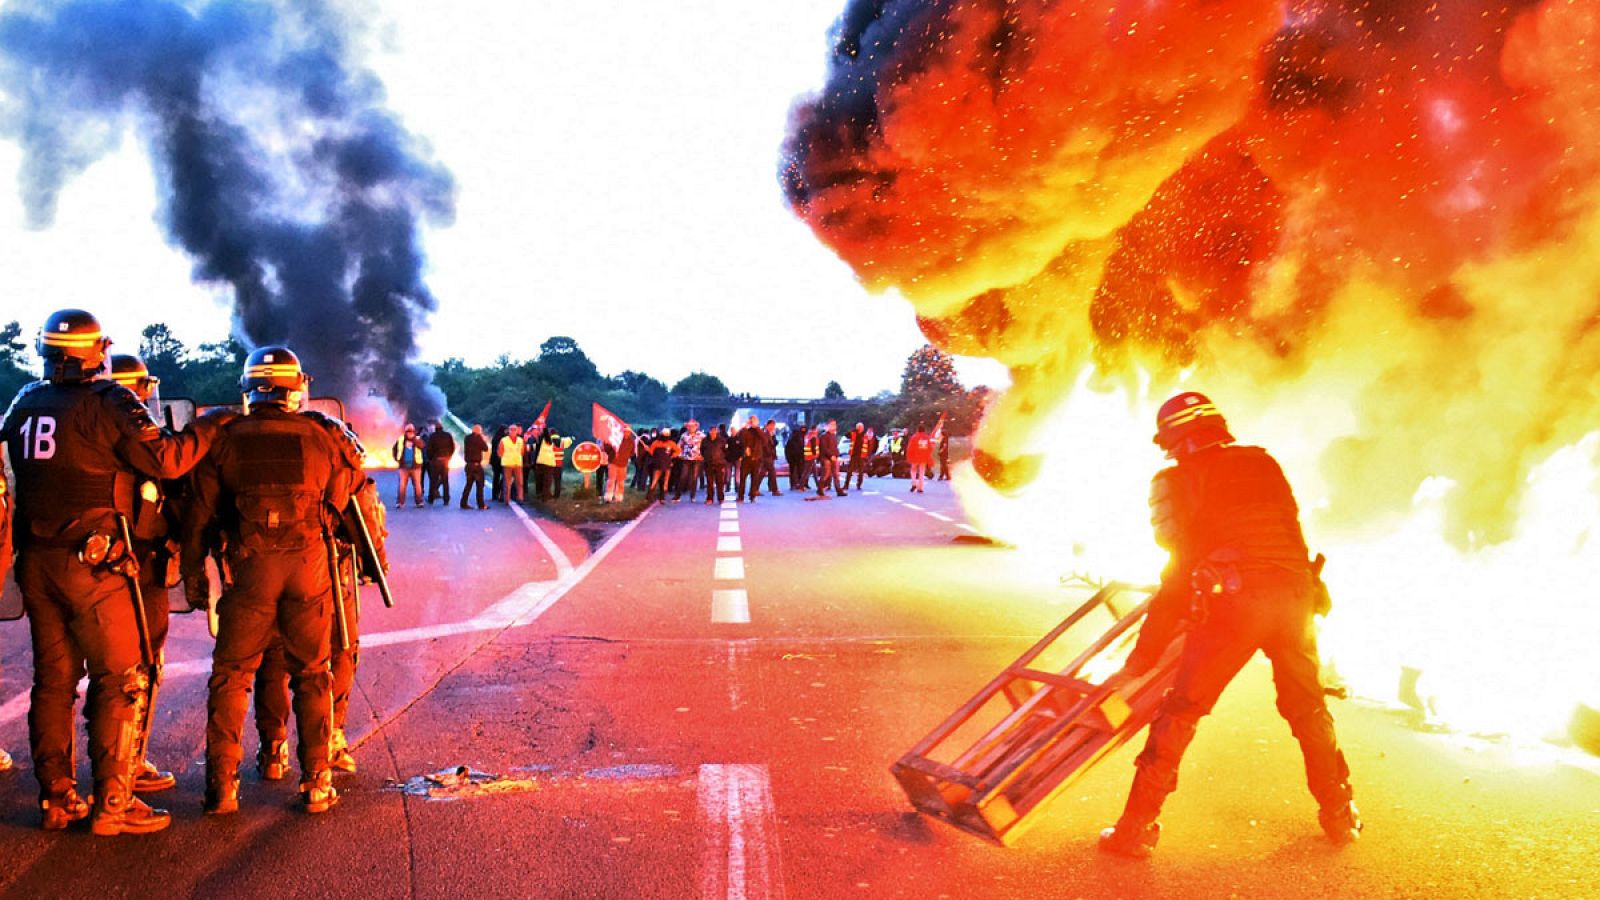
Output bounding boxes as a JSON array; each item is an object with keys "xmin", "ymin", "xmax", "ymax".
[
  {"xmin": 240, "ymin": 346, "xmax": 310, "ymax": 410},
  {"xmin": 1153, "ymin": 391, "xmax": 1235, "ymax": 458},
  {"xmin": 37, "ymin": 308, "xmax": 111, "ymax": 381},
  {"xmin": 110, "ymin": 353, "xmax": 160, "ymax": 401}
]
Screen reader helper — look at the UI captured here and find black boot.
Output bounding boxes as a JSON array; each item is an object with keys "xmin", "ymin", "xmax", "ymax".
[
  {"xmin": 301, "ymin": 770, "xmax": 339, "ymax": 814},
  {"xmin": 1098, "ymin": 767, "xmax": 1169, "ymax": 859},
  {"xmin": 257, "ymin": 739, "xmax": 291, "ymax": 781},
  {"xmin": 1319, "ymin": 800, "xmax": 1363, "ymax": 845},
  {"xmin": 204, "ymin": 774, "xmax": 240, "ymax": 815},
  {"xmin": 1098, "ymin": 821, "xmax": 1161, "ymax": 858},
  {"xmin": 39, "ymin": 779, "xmax": 90, "ymax": 831},
  {"xmin": 132, "ymin": 758, "xmax": 176, "ymax": 793},
  {"xmin": 91, "ymin": 776, "xmax": 171, "ymax": 835}
]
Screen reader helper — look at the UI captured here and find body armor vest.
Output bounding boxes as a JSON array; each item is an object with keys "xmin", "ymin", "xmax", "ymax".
[
  {"xmin": 1149, "ymin": 445, "xmax": 1310, "ymax": 571},
  {"xmin": 217, "ymin": 410, "xmax": 354, "ymax": 552},
  {"xmin": 1, "ymin": 380, "xmax": 146, "ymax": 544}
]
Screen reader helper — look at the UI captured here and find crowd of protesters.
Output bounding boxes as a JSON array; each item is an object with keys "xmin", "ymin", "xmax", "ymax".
[
  {"xmin": 390, "ymin": 415, "xmax": 952, "ymax": 511},
  {"xmin": 390, "ymin": 418, "xmax": 575, "ymax": 510}
]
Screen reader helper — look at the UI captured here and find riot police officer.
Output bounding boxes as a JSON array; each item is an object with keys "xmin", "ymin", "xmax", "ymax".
[
  {"xmin": 0, "ymin": 467, "xmax": 13, "ymax": 773},
  {"xmin": 255, "ymin": 475, "xmax": 386, "ymax": 780},
  {"xmin": 1098, "ymin": 392, "xmax": 1360, "ymax": 858},
  {"xmin": 183, "ymin": 346, "xmax": 367, "ymax": 815},
  {"xmin": 256, "ymin": 528, "xmax": 366, "ymax": 775},
  {"xmin": 108, "ymin": 354, "xmax": 179, "ymax": 795},
  {"xmin": 1, "ymin": 309, "xmax": 224, "ymax": 835}
]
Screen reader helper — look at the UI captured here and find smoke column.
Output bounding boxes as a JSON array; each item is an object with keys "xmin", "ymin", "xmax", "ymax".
[
  {"xmin": 0, "ymin": 0, "xmax": 455, "ymax": 419},
  {"xmin": 782, "ymin": 0, "xmax": 1600, "ymax": 548}
]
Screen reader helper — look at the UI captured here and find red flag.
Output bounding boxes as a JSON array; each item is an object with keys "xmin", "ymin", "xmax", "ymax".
[
  {"xmin": 931, "ymin": 412, "xmax": 947, "ymax": 443},
  {"xmin": 593, "ymin": 402, "xmax": 626, "ymax": 448},
  {"xmin": 532, "ymin": 400, "xmax": 551, "ymax": 429}
]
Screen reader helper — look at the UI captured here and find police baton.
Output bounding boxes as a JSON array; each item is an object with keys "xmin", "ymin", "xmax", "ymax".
[
  {"xmin": 325, "ymin": 533, "xmax": 350, "ymax": 650},
  {"xmin": 347, "ymin": 499, "xmax": 394, "ymax": 609},
  {"xmin": 114, "ymin": 514, "xmax": 155, "ymax": 669}
]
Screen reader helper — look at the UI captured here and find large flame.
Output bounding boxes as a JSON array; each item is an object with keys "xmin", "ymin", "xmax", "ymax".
[{"xmin": 784, "ymin": 0, "xmax": 1600, "ymax": 739}]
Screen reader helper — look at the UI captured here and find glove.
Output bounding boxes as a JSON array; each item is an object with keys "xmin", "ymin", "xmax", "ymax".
[
  {"xmin": 161, "ymin": 546, "xmax": 183, "ymax": 589},
  {"xmin": 184, "ymin": 570, "xmax": 213, "ymax": 612}
]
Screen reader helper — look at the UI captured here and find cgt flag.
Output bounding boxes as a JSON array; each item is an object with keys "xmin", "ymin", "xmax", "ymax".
[
  {"xmin": 593, "ymin": 402, "xmax": 627, "ymax": 449},
  {"xmin": 931, "ymin": 411, "xmax": 946, "ymax": 444},
  {"xmin": 532, "ymin": 400, "xmax": 552, "ymax": 430}
]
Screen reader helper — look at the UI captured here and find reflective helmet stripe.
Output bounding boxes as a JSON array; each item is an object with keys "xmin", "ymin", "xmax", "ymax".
[
  {"xmin": 41, "ymin": 331, "xmax": 104, "ymax": 347},
  {"xmin": 1157, "ymin": 402, "xmax": 1221, "ymax": 431},
  {"xmin": 245, "ymin": 364, "xmax": 303, "ymax": 378}
]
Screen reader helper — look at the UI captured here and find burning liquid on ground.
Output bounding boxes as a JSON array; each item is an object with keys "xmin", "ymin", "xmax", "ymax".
[{"xmin": 783, "ymin": 0, "xmax": 1600, "ymax": 744}]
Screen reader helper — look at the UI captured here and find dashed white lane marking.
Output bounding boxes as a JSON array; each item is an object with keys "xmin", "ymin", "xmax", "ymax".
[
  {"xmin": 864, "ymin": 490, "xmax": 880, "ymax": 496},
  {"xmin": 957, "ymin": 523, "xmax": 979, "ymax": 533},
  {"xmin": 726, "ymin": 641, "xmax": 749, "ymax": 711},
  {"xmin": 883, "ymin": 496, "xmax": 902, "ymax": 504},
  {"xmin": 510, "ymin": 502, "xmax": 576, "ymax": 579},
  {"xmin": 719, "ymin": 521, "xmax": 740, "ymax": 534},
  {"xmin": 698, "ymin": 764, "xmax": 782, "ymax": 900},
  {"xmin": 875, "ymin": 492, "xmax": 981, "ymax": 534},
  {"xmin": 927, "ymin": 512, "xmax": 953, "ymax": 522},
  {"xmin": 711, "ymin": 589, "xmax": 751, "ymax": 624},
  {"xmin": 722, "ymin": 501, "xmax": 738, "ymax": 510},
  {"xmin": 717, "ymin": 536, "xmax": 742, "ymax": 553},
  {"xmin": 714, "ymin": 557, "xmax": 746, "ymax": 580},
  {"xmin": 720, "ymin": 509, "xmax": 739, "ymax": 520},
  {"xmin": 904, "ymin": 503, "xmax": 925, "ymax": 512},
  {"xmin": 0, "ymin": 508, "xmax": 653, "ymax": 729}
]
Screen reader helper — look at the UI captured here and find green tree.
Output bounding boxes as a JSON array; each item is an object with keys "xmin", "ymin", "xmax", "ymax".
[
  {"xmin": 612, "ymin": 370, "xmax": 669, "ymax": 418},
  {"xmin": 537, "ymin": 336, "xmax": 601, "ymax": 385},
  {"xmin": 0, "ymin": 321, "xmax": 26, "ymax": 366},
  {"xmin": 823, "ymin": 380, "xmax": 845, "ymax": 399},
  {"xmin": 671, "ymin": 372, "xmax": 730, "ymax": 396},
  {"xmin": 900, "ymin": 344, "xmax": 964, "ymax": 398},
  {"xmin": 0, "ymin": 320, "xmax": 31, "ymax": 403},
  {"xmin": 139, "ymin": 323, "xmax": 185, "ymax": 368}
]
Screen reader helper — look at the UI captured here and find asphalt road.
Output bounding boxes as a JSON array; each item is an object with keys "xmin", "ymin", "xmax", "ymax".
[{"xmin": 1, "ymin": 473, "xmax": 1597, "ymax": 899}]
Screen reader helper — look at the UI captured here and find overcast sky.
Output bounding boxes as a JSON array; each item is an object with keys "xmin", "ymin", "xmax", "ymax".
[{"xmin": 0, "ymin": 1, "xmax": 1008, "ymax": 399}]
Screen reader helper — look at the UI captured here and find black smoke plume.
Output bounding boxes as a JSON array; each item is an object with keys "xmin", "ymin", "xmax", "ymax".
[{"xmin": 0, "ymin": 0, "xmax": 454, "ymax": 419}]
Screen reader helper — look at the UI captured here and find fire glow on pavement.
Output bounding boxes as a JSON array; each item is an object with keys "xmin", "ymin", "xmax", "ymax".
[{"xmin": 782, "ymin": 0, "xmax": 1600, "ymax": 745}]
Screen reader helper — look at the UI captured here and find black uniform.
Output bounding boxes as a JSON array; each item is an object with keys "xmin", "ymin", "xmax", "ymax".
[
  {"xmin": 1, "ymin": 379, "xmax": 218, "ymax": 801},
  {"xmin": 184, "ymin": 406, "xmax": 366, "ymax": 788},
  {"xmin": 1115, "ymin": 444, "xmax": 1352, "ymax": 837},
  {"xmin": 254, "ymin": 473, "xmax": 386, "ymax": 775},
  {"xmin": 0, "ymin": 469, "xmax": 11, "ymax": 587},
  {"xmin": 736, "ymin": 428, "xmax": 765, "ymax": 502},
  {"xmin": 846, "ymin": 427, "xmax": 869, "ymax": 490}
]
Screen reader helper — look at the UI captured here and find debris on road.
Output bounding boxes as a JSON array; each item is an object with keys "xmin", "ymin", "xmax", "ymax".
[
  {"xmin": 390, "ymin": 766, "xmax": 541, "ymax": 801},
  {"xmin": 388, "ymin": 763, "xmax": 685, "ymax": 802}
]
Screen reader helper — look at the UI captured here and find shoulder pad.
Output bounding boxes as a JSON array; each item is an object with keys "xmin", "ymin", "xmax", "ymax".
[
  {"xmin": 95, "ymin": 380, "xmax": 162, "ymax": 441},
  {"xmin": 300, "ymin": 409, "xmax": 368, "ymax": 459},
  {"xmin": 1, "ymin": 380, "xmax": 48, "ymax": 429}
]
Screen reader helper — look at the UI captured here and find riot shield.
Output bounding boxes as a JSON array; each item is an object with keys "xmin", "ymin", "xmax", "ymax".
[{"xmin": 160, "ymin": 397, "xmax": 197, "ymax": 433}]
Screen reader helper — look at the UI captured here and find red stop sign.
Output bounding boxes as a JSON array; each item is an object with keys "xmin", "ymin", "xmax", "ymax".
[{"xmin": 570, "ymin": 441, "xmax": 604, "ymax": 473}]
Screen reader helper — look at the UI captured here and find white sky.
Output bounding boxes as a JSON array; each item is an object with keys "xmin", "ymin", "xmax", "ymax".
[{"xmin": 0, "ymin": 1, "xmax": 1008, "ymax": 399}]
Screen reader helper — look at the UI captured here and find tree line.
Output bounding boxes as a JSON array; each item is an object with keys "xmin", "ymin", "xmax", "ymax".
[{"xmin": 0, "ymin": 321, "xmax": 989, "ymax": 437}]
